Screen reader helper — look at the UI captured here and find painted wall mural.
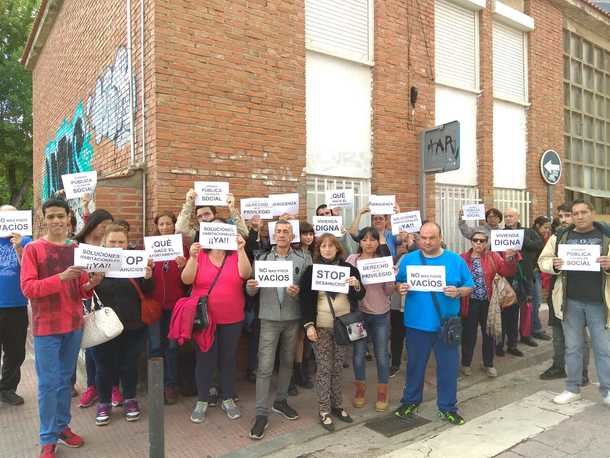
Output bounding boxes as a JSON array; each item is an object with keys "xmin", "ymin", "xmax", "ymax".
[{"xmin": 41, "ymin": 45, "xmax": 133, "ymax": 226}]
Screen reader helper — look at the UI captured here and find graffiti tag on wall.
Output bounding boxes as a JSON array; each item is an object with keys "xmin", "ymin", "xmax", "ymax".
[{"xmin": 42, "ymin": 45, "xmax": 133, "ymax": 227}]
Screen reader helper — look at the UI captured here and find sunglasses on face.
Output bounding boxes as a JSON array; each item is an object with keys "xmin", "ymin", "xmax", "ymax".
[{"xmin": 472, "ymin": 238, "xmax": 488, "ymax": 244}]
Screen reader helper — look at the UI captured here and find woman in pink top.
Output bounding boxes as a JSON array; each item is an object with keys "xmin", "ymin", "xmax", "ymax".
[
  {"xmin": 181, "ymin": 221, "xmax": 251, "ymax": 424},
  {"xmin": 346, "ymin": 227, "xmax": 395, "ymax": 412}
]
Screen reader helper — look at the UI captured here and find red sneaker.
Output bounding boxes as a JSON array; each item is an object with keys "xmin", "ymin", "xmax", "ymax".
[
  {"xmin": 39, "ymin": 444, "xmax": 56, "ymax": 457},
  {"xmin": 79, "ymin": 385, "xmax": 98, "ymax": 408},
  {"xmin": 111, "ymin": 386, "xmax": 124, "ymax": 407},
  {"xmin": 58, "ymin": 426, "xmax": 84, "ymax": 448}
]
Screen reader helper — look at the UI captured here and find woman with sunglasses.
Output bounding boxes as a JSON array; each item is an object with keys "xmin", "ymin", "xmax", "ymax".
[{"xmin": 460, "ymin": 231, "xmax": 517, "ymax": 377}]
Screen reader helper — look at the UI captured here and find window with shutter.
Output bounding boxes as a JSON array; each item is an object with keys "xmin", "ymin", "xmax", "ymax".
[
  {"xmin": 493, "ymin": 21, "xmax": 528, "ymax": 103},
  {"xmin": 305, "ymin": 0, "xmax": 373, "ymax": 65},
  {"xmin": 435, "ymin": 0, "xmax": 479, "ymax": 91}
]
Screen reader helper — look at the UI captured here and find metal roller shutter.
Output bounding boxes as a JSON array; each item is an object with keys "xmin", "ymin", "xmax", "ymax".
[{"xmin": 493, "ymin": 21, "xmax": 527, "ymax": 103}]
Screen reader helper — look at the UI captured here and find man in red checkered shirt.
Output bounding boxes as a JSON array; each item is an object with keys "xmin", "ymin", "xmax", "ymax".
[{"xmin": 20, "ymin": 198, "xmax": 103, "ymax": 458}]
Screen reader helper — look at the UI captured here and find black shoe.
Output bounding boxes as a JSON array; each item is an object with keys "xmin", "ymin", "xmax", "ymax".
[
  {"xmin": 0, "ymin": 390, "xmax": 24, "ymax": 406},
  {"xmin": 319, "ymin": 412, "xmax": 335, "ymax": 432},
  {"xmin": 580, "ymin": 371, "xmax": 590, "ymax": 387},
  {"xmin": 496, "ymin": 346, "xmax": 505, "ymax": 357},
  {"xmin": 365, "ymin": 352, "xmax": 373, "ymax": 362},
  {"xmin": 394, "ymin": 403, "xmax": 419, "ymax": 419},
  {"xmin": 208, "ymin": 387, "xmax": 218, "ymax": 407},
  {"xmin": 342, "ymin": 362, "xmax": 350, "ymax": 369},
  {"xmin": 540, "ymin": 365, "xmax": 566, "ymax": 380},
  {"xmin": 507, "ymin": 347, "xmax": 524, "ymax": 357},
  {"xmin": 532, "ymin": 331, "xmax": 552, "ymax": 341},
  {"xmin": 294, "ymin": 363, "xmax": 313, "ymax": 389},
  {"xmin": 288, "ymin": 379, "xmax": 298, "ymax": 396},
  {"xmin": 249, "ymin": 415, "xmax": 268, "ymax": 440},
  {"xmin": 389, "ymin": 366, "xmax": 400, "ymax": 378},
  {"xmin": 520, "ymin": 337, "xmax": 538, "ymax": 347},
  {"xmin": 331, "ymin": 407, "xmax": 353, "ymax": 423},
  {"xmin": 438, "ymin": 410, "xmax": 465, "ymax": 425},
  {"xmin": 272, "ymin": 399, "xmax": 299, "ymax": 420},
  {"xmin": 246, "ymin": 369, "xmax": 257, "ymax": 384}
]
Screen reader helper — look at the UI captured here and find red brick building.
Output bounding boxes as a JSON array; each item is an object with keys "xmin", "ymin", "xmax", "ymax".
[{"xmin": 23, "ymin": 0, "xmax": 605, "ymax": 249}]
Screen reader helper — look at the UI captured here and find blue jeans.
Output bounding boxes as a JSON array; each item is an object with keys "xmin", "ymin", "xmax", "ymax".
[
  {"xmin": 562, "ymin": 298, "xmax": 610, "ymax": 396},
  {"xmin": 353, "ymin": 312, "xmax": 390, "ymax": 384},
  {"xmin": 34, "ymin": 329, "xmax": 83, "ymax": 445},
  {"xmin": 400, "ymin": 327, "xmax": 459, "ymax": 413}
]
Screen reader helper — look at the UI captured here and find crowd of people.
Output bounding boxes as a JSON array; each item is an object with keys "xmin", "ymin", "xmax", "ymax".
[{"xmin": 1, "ymin": 190, "xmax": 609, "ymax": 458}]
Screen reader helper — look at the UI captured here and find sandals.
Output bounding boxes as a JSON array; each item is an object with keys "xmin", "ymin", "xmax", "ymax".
[
  {"xmin": 331, "ymin": 407, "xmax": 353, "ymax": 423},
  {"xmin": 319, "ymin": 412, "xmax": 335, "ymax": 432}
]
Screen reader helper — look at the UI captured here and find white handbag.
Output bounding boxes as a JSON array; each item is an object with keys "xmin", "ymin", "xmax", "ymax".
[{"xmin": 81, "ymin": 291, "xmax": 124, "ymax": 349}]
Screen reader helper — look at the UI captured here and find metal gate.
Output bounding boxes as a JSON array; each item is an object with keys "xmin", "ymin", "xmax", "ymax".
[{"xmin": 435, "ymin": 184, "xmax": 481, "ymax": 253}]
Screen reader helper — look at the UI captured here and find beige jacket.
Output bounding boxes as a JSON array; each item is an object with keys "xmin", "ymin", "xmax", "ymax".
[{"xmin": 538, "ymin": 224, "xmax": 610, "ymax": 326}]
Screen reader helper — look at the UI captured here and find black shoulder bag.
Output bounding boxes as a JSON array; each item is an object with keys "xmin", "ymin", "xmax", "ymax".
[
  {"xmin": 193, "ymin": 255, "xmax": 227, "ymax": 331},
  {"xmin": 419, "ymin": 252, "xmax": 462, "ymax": 346},
  {"xmin": 325, "ymin": 294, "xmax": 367, "ymax": 346}
]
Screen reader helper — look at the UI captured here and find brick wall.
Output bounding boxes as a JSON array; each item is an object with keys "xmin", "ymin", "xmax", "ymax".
[
  {"xmin": 151, "ymin": 1, "xmax": 307, "ymax": 225},
  {"xmin": 525, "ymin": 0, "xmax": 566, "ymax": 217},
  {"xmin": 372, "ymin": 0, "xmax": 436, "ymax": 217}
]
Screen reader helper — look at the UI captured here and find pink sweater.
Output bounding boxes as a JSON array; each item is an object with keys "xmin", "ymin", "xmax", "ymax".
[{"xmin": 346, "ymin": 254, "xmax": 394, "ymax": 315}]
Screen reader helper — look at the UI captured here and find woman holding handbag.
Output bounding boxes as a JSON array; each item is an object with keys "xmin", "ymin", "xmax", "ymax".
[
  {"xmin": 92, "ymin": 224, "xmax": 154, "ymax": 426},
  {"xmin": 181, "ymin": 221, "xmax": 251, "ymax": 424},
  {"xmin": 299, "ymin": 234, "xmax": 366, "ymax": 432},
  {"xmin": 346, "ymin": 227, "xmax": 395, "ymax": 412},
  {"xmin": 460, "ymin": 231, "xmax": 517, "ymax": 377}
]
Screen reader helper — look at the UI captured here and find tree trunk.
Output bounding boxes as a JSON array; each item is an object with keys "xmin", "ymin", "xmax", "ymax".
[{"xmin": 10, "ymin": 176, "xmax": 31, "ymax": 209}]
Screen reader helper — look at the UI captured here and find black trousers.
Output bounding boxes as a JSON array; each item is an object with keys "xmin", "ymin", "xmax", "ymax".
[
  {"xmin": 461, "ymin": 299, "xmax": 494, "ymax": 367},
  {"xmin": 390, "ymin": 310, "xmax": 406, "ymax": 368},
  {"xmin": 499, "ymin": 303, "xmax": 519, "ymax": 349},
  {"xmin": 0, "ymin": 307, "xmax": 29, "ymax": 392}
]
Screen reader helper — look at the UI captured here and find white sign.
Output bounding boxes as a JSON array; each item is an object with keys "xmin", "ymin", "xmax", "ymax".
[
  {"xmin": 406, "ymin": 265, "xmax": 446, "ymax": 292},
  {"xmin": 106, "ymin": 250, "xmax": 149, "ymax": 278},
  {"xmin": 255, "ymin": 260, "xmax": 294, "ymax": 287},
  {"xmin": 269, "ymin": 193, "xmax": 299, "ymax": 217},
  {"xmin": 0, "ymin": 210, "xmax": 32, "ymax": 237},
  {"xmin": 325, "ymin": 189, "xmax": 354, "ymax": 209},
  {"xmin": 391, "ymin": 211, "xmax": 422, "ymax": 235},
  {"xmin": 312, "ymin": 216, "xmax": 343, "ymax": 237},
  {"xmin": 61, "ymin": 171, "xmax": 97, "ymax": 199},
  {"xmin": 462, "ymin": 204, "xmax": 485, "ymax": 221},
  {"xmin": 268, "ymin": 220, "xmax": 300, "ymax": 245},
  {"xmin": 194, "ymin": 181, "xmax": 229, "ymax": 206},
  {"xmin": 144, "ymin": 234, "xmax": 184, "ymax": 261},
  {"xmin": 74, "ymin": 244, "xmax": 122, "ymax": 272},
  {"xmin": 369, "ymin": 195, "xmax": 396, "ymax": 215},
  {"xmin": 558, "ymin": 244, "xmax": 601, "ymax": 272},
  {"xmin": 199, "ymin": 223, "xmax": 238, "ymax": 250},
  {"xmin": 312, "ymin": 264, "xmax": 350, "ymax": 294},
  {"xmin": 241, "ymin": 198, "xmax": 273, "ymax": 220},
  {"xmin": 490, "ymin": 230, "xmax": 524, "ymax": 252},
  {"xmin": 357, "ymin": 256, "xmax": 395, "ymax": 285}
]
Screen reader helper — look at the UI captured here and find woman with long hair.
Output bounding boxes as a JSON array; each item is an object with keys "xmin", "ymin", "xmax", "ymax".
[{"xmin": 299, "ymin": 234, "xmax": 366, "ymax": 431}]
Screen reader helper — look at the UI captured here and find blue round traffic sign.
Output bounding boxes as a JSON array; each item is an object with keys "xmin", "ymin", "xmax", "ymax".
[{"xmin": 540, "ymin": 150, "xmax": 562, "ymax": 185}]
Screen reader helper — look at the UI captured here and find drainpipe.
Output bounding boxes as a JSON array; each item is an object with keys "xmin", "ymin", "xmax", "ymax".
[
  {"xmin": 126, "ymin": 0, "xmax": 136, "ymax": 165},
  {"xmin": 140, "ymin": 0, "xmax": 147, "ymax": 236}
]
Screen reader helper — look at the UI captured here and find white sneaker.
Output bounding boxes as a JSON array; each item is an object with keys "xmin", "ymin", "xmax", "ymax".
[
  {"xmin": 553, "ymin": 390, "xmax": 582, "ymax": 405},
  {"xmin": 602, "ymin": 393, "xmax": 610, "ymax": 406},
  {"xmin": 461, "ymin": 366, "xmax": 472, "ymax": 376},
  {"xmin": 485, "ymin": 367, "xmax": 498, "ymax": 378}
]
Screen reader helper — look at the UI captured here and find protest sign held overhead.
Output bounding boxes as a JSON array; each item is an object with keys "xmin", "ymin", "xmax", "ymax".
[
  {"xmin": 144, "ymin": 234, "xmax": 184, "ymax": 261},
  {"xmin": 61, "ymin": 171, "xmax": 97, "ymax": 199},
  {"xmin": 558, "ymin": 244, "xmax": 601, "ymax": 272},
  {"xmin": 74, "ymin": 243, "xmax": 122, "ymax": 272},
  {"xmin": 490, "ymin": 230, "xmax": 524, "ymax": 251},
  {"xmin": 241, "ymin": 198, "xmax": 273, "ymax": 220},
  {"xmin": 199, "ymin": 222, "xmax": 238, "ymax": 250},
  {"xmin": 406, "ymin": 265, "xmax": 446, "ymax": 292},
  {"xmin": 312, "ymin": 264, "xmax": 350, "ymax": 294},
  {"xmin": 368, "ymin": 195, "xmax": 396, "ymax": 215},
  {"xmin": 357, "ymin": 256, "xmax": 395, "ymax": 285},
  {"xmin": 0, "ymin": 211, "xmax": 32, "ymax": 237},
  {"xmin": 106, "ymin": 250, "xmax": 149, "ymax": 278},
  {"xmin": 462, "ymin": 204, "xmax": 485, "ymax": 221},
  {"xmin": 325, "ymin": 189, "xmax": 354, "ymax": 209},
  {"xmin": 391, "ymin": 211, "xmax": 422, "ymax": 235},
  {"xmin": 268, "ymin": 220, "xmax": 300, "ymax": 244},
  {"xmin": 255, "ymin": 261, "xmax": 294, "ymax": 288},
  {"xmin": 194, "ymin": 181, "xmax": 229, "ymax": 206},
  {"xmin": 269, "ymin": 193, "xmax": 299, "ymax": 217},
  {"xmin": 312, "ymin": 216, "xmax": 343, "ymax": 237}
]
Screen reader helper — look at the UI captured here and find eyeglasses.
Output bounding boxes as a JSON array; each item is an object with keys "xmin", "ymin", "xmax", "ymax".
[{"xmin": 472, "ymin": 238, "xmax": 488, "ymax": 244}]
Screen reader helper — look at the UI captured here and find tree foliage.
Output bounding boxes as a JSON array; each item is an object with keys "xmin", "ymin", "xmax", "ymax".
[{"xmin": 0, "ymin": 0, "xmax": 39, "ymax": 208}]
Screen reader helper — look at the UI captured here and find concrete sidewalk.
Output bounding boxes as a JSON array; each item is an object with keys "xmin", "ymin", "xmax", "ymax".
[{"xmin": 1, "ymin": 321, "xmax": 553, "ymax": 458}]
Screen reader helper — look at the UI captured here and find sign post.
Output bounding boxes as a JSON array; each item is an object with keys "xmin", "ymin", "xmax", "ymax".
[
  {"xmin": 419, "ymin": 121, "xmax": 460, "ymax": 219},
  {"xmin": 540, "ymin": 149, "xmax": 562, "ymax": 219}
]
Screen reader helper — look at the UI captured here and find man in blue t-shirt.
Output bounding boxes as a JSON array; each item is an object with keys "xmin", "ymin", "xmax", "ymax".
[
  {"xmin": 394, "ymin": 221, "xmax": 473, "ymax": 425},
  {"xmin": 0, "ymin": 205, "xmax": 32, "ymax": 406}
]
